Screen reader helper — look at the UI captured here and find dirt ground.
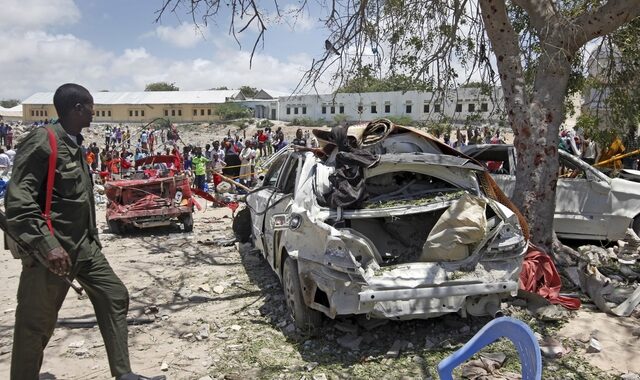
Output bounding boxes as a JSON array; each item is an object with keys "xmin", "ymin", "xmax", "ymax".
[
  {"xmin": 0, "ymin": 203, "xmax": 637, "ymax": 380},
  {"xmin": 0, "ymin": 122, "xmax": 637, "ymax": 380}
]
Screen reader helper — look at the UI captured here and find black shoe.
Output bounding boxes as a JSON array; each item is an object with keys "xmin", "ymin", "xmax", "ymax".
[{"xmin": 116, "ymin": 372, "xmax": 167, "ymax": 380}]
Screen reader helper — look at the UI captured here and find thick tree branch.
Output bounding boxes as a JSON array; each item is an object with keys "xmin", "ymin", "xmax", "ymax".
[
  {"xmin": 572, "ymin": 0, "xmax": 640, "ymax": 48},
  {"xmin": 511, "ymin": 0, "xmax": 558, "ymax": 36}
]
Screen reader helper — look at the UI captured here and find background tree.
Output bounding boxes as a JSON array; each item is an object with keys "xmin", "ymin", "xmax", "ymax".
[
  {"xmin": 157, "ymin": 0, "xmax": 640, "ymax": 252},
  {"xmin": 0, "ymin": 99, "xmax": 20, "ymax": 108},
  {"xmin": 239, "ymin": 86, "xmax": 259, "ymax": 98},
  {"xmin": 145, "ymin": 82, "xmax": 180, "ymax": 91},
  {"xmin": 209, "ymin": 86, "xmax": 229, "ymax": 90}
]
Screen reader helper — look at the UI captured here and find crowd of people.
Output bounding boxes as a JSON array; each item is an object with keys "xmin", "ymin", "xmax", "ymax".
[{"xmin": 80, "ymin": 124, "xmax": 319, "ymax": 193}]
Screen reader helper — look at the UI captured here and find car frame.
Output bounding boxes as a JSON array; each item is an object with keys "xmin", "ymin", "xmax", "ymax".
[
  {"xmin": 236, "ymin": 121, "xmax": 528, "ymax": 329},
  {"xmin": 462, "ymin": 144, "xmax": 640, "ymax": 240}
]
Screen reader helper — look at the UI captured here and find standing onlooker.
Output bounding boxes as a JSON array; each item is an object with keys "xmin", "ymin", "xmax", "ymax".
[
  {"xmin": 0, "ymin": 123, "xmax": 6, "ymax": 147},
  {"xmin": 0, "ymin": 148, "xmax": 11, "ymax": 176},
  {"xmin": 105, "ymin": 126, "xmax": 111, "ymax": 146},
  {"xmin": 191, "ymin": 147, "xmax": 210, "ymax": 190},
  {"xmin": 140, "ymin": 129, "xmax": 149, "ymax": 153},
  {"xmin": 582, "ymin": 135, "xmax": 600, "ymax": 165},
  {"xmin": 292, "ymin": 128, "xmax": 307, "ymax": 147},
  {"xmin": 239, "ymin": 141, "xmax": 256, "ymax": 185},
  {"xmin": 5, "ymin": 125, "xmax": 13, "ymax": 149},
  {"xmin": 257, "ymin": 130, "xmax": 267, "ymax": 157}
]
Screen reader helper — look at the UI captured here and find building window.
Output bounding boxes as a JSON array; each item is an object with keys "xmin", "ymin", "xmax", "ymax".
[
  {"xmin": 455, "ymin": 103, "xmax": 462, "ymax": 112},
  {"xmin": 135, "ymin": 110, "xmax": 139, "ymax": 117},
  {"xmin": 129, "ymin": 110, "xmax": 133, "ymax": 117},
  {"xmin": 357, "ymin": 105, "xmax": 363, "ymax": 113},
  {"xmin": 108, "ymin": 110, "xmax": 111, "ymax": 117},
  {"xmin": 434, "ymin": 104, "xmax": 441, "ymax": 113},
  {"xmin": 481, "ymin": 103, "xmax": 488, "ymax": 112},
  {"xmin": 141, "ymin": 110, "xmax": 145, "ymax": 117},
  {"xmin": 321, "ymin": 105, "xmax": 326, "ymax": 114},
  {"xmin": 178, "ymin": 110, "xmax": 182, "ymax": 116},
  {"xmin": 468, "ymin": 104, "xmax": 475, "ymax": 112},
  {"xmin": 330, "ymin": 106, "xmax": 335, "ymax": 114},
  {"xmin": 339, "ymin": 105, "xmax": 344, "ymax": 114},
  {"xmin": 194, "ymin": 109, "xmax": 198, "ymax": 116},
  {"xmin": 171, "ymin": 110, "xmax": 176, "ymax": 116},
  {"xmin": 424, "ymin": 104, "xmax": 430, "ymax": 113},
  {"xmin": 286, "ymin": 107, "xmax": 291, "ymax": 115},
  {"xmin": 384, "ymin": 103, "xmax": 391, "ymax": 113},
  {"xmin": 406, "ymin": 104, "xmax": 412, "ymax": 113},
  {"xmin": 294, "ymin": 107, "xmax": 299, "ymax": 115},
  {"xmin": 201, "ymin": 109, "xmax": 205, "ymax": 116},
  {"xmin": 371, "ymin": 104, "xmax": 377, "ymax": 113},
  {"xmin": 208, "ymin": 109, "xmax": 212, "ymax": 115},
  {"xmin": 164, "ymin": 110, "xmax": 168, "ymax": 116},
  {"xmin": 302, "ymin": 106, "xmax": 307, "ymax": 114},
  {"xmin": 45, "ymin": 110, "xmax": 48, "ymax": 116}
]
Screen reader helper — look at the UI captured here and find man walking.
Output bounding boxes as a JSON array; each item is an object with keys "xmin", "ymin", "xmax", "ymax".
[{"xmin": 6, "ymin": 83, "xmax": 165, "ymax": 380}]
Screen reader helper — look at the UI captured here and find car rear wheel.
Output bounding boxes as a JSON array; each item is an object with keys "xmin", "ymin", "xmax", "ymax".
[
  {"xmin": 182, "ymin": 212, "xmax": 194, "ymax": 232},
  {"xmin": 108, "ymin": 220, "xmax": 122, "ymax": 235},
  {"xmin": 232, "ymin": 207, "xmax": 252, "ymax": 243},
  {"xmin": 282, "ymin": 256, "xmax": 322, "ymax": 332}
]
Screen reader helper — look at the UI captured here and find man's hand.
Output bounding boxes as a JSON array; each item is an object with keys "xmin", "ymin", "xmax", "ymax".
[{"xmin": 45, "ymin": 247, "xmax": 72, "ymax": 276}]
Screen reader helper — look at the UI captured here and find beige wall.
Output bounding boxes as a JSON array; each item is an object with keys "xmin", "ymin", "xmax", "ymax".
[{"xmin": 23, "ymin": 103, "xmax": 224, "ymax": 123}]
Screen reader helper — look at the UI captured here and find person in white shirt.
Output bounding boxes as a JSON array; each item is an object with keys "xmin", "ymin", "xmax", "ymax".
[
  {"xmin": 239, "ymin": 141, "xmax": 256, "ymax": 186},
  {"xmin": 5, "ymin": 146, "xmax": 16, "ymax": 164}
]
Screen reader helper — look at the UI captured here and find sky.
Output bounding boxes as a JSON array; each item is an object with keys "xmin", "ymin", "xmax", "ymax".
[{"xmin": 0, "ymin": 0, "xmax": 333, "ymax": 100}]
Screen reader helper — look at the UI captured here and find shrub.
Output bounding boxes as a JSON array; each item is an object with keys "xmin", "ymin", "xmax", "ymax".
[{"xmin": 216, "ymin": 102, "xmax": 253, "ymax": 120}]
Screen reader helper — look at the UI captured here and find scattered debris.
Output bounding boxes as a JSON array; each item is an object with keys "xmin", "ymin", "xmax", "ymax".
[
  {"xmin": 587, "ymin": 338, "xmax": 603, "ymax": 353},
  {"xmin": 336, "ymin": 334, "xmax": 363, "ymax": 350},
  {"xmin": 334, "ymin": 320, "xmax": 358, "ymax": 335},
  {"xmin": 160, "ymin": 361, "xmax": 169, "ymax": 371},
  {"xmin": 539, "ymin": 336, "xmax": 568, "ymax": 358},
  {"xmin": 385, "ymin": 339, "xmax": 409, "ymax": 359},
  {"xmin": 578, "ymin": 263, "xmax": 640, "ymax": 317},
  {"xmin": 459, "ymin": 352, "xmax": 511, "ymax": 379},
  {"xmin": 195, "ymin": 324, "xmax": 210, "ymax": 340},
  {"xmin": 198, "ymin": 284, "xmax": 211, "ymax": 293}
]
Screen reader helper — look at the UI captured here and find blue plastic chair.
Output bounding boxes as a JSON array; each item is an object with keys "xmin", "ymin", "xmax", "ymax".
[{"xmin": 437, "ymin": 317, "xmax": 542, "ymax": 380}]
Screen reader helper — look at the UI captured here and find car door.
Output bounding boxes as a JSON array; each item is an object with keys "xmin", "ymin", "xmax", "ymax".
[
  {"xmin": 262, "ymin": 154, "xmax": 301, "ymax": 269},
  {"xmin": 246, "ymin": 153, "xmax": 289, "ymax": 256},
  {"xmin": 554, "ymin": 152, "xmax": 611, "ymax": 239}
]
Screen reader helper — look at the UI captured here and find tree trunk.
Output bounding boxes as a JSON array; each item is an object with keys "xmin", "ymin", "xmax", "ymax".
[
  {"xmin": 479, "ymin": 0, "xmax": 574, "ymax": 252},
  {"xmin": 511, "ymin": 51, "xmax": 572, "ymax": 252}
]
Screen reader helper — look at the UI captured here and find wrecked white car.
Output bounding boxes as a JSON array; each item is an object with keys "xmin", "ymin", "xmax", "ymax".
[
  {"xmin": 235, "ymin": 120, "xmax": 527, "ymax": 329},
  {"xmin": 463, "ymin": 144, "xmax": 640, "ymax": 241}
]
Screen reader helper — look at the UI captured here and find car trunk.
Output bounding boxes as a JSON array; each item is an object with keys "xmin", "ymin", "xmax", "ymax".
[{"xmin": 334, "ymin": 162, "xmax": 496, "ymax": 266}]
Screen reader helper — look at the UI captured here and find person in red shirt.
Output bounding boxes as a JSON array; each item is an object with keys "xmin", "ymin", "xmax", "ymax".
[{"xmin": 257, "ymin": 130, "xmax": 268, "ymax": 157}]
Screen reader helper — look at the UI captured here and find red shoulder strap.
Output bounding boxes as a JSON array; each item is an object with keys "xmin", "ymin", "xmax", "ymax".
[{"xmin": 43, "ymin": 127, "xmax": 57, "ymax": 235}]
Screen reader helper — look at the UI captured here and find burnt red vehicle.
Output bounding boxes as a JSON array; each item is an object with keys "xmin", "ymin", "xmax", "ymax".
[{"xmin": 105, "ymin": 155, "xmax": 195, "ymax": 234}]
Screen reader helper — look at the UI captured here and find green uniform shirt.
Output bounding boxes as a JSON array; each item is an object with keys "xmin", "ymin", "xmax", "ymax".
[
  {"xmin": 192, "ymin": 156, "xmax": 209, "ymax": 176},
  {"xmin": 6, "ymin": 123, "xmax": 101, "ymax": 261}
]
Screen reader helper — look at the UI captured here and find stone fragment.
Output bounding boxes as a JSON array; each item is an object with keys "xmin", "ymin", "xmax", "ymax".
[
  {"xmin": 334, "ymin": 321, "xmax": 358, "ymax": 335},
  {"xmin": 160, "ymin": 361, "xmax": 169, "ymax": 371},
  {"xmin": 196, "ymin": 324, "xmax": 210, "ymax": 340},
  {"xmin": 336, "ymin": 334, "xmax": 363, "ymax": 350},
  {"xmin": 199, "ymin": 284, "xmax": 211, "ymax": 293},
  {"xmin": 312, "ymin": 374, "xmax": 327, "ymax": 380},
  {"xmin": 213, "ymin": 285, "xmax": 225, "ymax": 294}
]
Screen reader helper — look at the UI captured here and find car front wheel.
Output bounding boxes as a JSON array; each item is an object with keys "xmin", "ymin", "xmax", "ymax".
[{"xmin": 282, "ymin": 256, "xmax": 322, "ymax": 332}]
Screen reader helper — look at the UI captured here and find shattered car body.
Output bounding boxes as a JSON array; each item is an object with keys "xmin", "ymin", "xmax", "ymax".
[
  {"xmin": 463, "ymin": 144, "xmax": 640, "ymax": 241},
  {"xmin": 242, "ymin": 120, "xmax": 528, "ymax": 326},
  {"xmin": 105, "ymin": 155, "xmax": 194, "ymax": 233}
]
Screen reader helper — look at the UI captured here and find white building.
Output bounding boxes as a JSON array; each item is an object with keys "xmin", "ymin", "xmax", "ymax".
[{"xmin": 269, "ymin": 87, "xmax": 504, "ymax": 124}]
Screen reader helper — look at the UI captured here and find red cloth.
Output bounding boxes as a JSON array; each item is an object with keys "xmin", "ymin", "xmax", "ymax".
[{"xmin": 519, "ymin": 246, "xmax": 581, "ymax": 310}]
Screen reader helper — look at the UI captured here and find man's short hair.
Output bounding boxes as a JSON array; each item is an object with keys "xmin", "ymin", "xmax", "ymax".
[{"xmin": 53, "ymin": 83, "xmax": 92, "ymax": 118}]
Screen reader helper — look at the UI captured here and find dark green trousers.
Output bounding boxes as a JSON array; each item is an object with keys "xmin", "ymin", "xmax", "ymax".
[{"xmin": 11, "ymin": 251, "xmax": 131, "ymax": 380}]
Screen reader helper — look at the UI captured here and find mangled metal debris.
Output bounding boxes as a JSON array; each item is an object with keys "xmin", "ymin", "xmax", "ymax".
[{"xmin": 239, "ymin": 119, "xmax": 529, "ymax": 328}]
